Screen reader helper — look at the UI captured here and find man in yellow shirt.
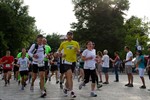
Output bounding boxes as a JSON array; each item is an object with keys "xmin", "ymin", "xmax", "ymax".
[{"xmin": 58, "ymin": 32, "xmax": 80, "ymax": 98}]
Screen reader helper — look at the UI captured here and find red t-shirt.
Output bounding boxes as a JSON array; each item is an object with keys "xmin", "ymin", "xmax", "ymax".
[{"xmin": 1, "ymin": 56, "xmax": 14, "ymax": 70}]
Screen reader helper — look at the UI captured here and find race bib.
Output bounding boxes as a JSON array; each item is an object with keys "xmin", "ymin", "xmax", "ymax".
[
  {"xmin": 64, "ymin": 60, "xmax": 72, "ymax": 65},
  {"xmin": 21, "ymin": 61, "xmax": 28, "ymax": 68},
  {"xmin": 21, "ymin": 64, "xmax": 27, "ymax": 68},
  {"xmin": 6, "ymin": 64, "xmax": 10, "ymax": 68},
  {"xmin": 38, "ymin": 62, "xmax": 44, "ymax": 67}
]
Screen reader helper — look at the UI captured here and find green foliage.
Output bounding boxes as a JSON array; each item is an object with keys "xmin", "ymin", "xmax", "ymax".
[
  {"xmin": 72, "ymin": 0, "xmax": 150, "ymax": 58},
  {"xmin": 72, "ymin": 0, "xmax": 129, "ymax": 54},
  {"xmin": 46, "ymin": 33, "xmax": 62, "ymax": 52},
  {"xmin": 0, "ymin": 0, "xmax": 39, "ymax": 56},
  {"xmin": 124, "ymin": 16, "xmax": 150, "ymax": 55}
]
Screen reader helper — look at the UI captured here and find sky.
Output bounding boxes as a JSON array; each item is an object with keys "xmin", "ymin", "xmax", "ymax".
[{"xmin": 24, "ymin": 0, "xmax": 150, "ymax": 35}]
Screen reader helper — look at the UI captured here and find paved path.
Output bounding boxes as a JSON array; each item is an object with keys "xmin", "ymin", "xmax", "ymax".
[{"xmin": 0, "ymin": 74, "xmax": 150, "ymax": 100}]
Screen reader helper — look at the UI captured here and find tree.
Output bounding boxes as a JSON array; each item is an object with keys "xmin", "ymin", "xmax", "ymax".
[
  {"xmin": 0, "ymin": 0, "xmax": 39, "ymax": 56},
  {"xmin": 124, "ymin": 16, "xmax": 150, "ymax": 54},
  {"xmin": 46, "ymin": 33, "xmax": 62, "ymax": 52},
  {"xmin": 71, "ymin": 0, "xmax": 130, "ymax": 54}
]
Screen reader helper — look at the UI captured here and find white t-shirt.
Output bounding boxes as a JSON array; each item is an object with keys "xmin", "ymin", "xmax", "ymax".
[
  {"xmin": 18, "ymin": 57, "xmax": 29, "ymax": 71},
  {"xmin": 82, "ymin": 49, "xmax": 96, "ymax": 70},
  {"xmin": 102, "ymin": 55, "xmax": 110, "ymax": 68},
  {"xmin": 125, "ymin": 51, "xmax": 133, "ymax": 66},
  {"xmin": 28, "ymin": 44, "xmax": 45, "ymax": 64}
]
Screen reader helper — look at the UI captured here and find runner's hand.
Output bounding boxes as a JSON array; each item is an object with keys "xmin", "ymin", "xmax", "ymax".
[
  {"xmin": 62, "ymin": 54, "xmax": 66, "ymax": 57},
  {"xmin": 87, "ymin": 56, "xmax": 93, "ymax": 60},
  {"xmin": 135, "ymin": 68, "xmax": 138, "ymax": 72}
]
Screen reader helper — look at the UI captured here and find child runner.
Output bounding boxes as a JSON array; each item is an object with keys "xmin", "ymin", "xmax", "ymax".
[
  {"xmin": 78, "ymin": 51, "xmax": 84, "ymax": 82},
  {"xmin": 96, "ymin": 51, "xmax": 103, "ymax": 83},
  {"xmin": 49, "ymin": 52, "xmax": 59, "ymax": 84},
  {"xmin": 17, "ymin": 52, "xmax": 29, "ymax": 90}
]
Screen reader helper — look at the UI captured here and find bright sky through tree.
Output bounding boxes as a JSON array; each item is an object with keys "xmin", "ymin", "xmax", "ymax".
[{"xmin": 24, "ymin": 0, "xmax": 150, "ymax": 35}]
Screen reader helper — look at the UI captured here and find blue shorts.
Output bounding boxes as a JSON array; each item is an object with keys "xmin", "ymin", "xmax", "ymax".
[{"xmin": 102, "ymin": 67, "xmax": 109, "ymax": 73}]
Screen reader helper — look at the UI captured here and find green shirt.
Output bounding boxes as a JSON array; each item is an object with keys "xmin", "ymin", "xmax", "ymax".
[
  {"xmin": 44, "ymin": 44, "xmax": 51, "ymax": 61},
  {"xmin": 17, "ymin": 52, "xmax": 29, "ymax": 59}
]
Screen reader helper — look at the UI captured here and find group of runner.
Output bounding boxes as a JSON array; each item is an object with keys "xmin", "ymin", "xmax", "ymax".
[{"xmin": 0, "ymin": 32, "xmax": 150, "ymax": 98}]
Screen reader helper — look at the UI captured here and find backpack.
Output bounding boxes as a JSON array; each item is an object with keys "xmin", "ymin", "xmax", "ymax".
[{"xmin": 32, "ymin": 43, "xmax": 45, "ymax": 54}]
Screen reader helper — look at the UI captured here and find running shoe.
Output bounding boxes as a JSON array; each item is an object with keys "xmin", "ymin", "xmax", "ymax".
[
  {"xmin": 56, "ymin": 81, "xmax": 59, "ymax": 84},
  {"xmin": 128, "ymin": 84, "xmax": 134, "ymax": 87},
  {"xmin": 40, "ymin": 92, "xmax": 46, "ymax": 98},
  {"xmin": 103, "ymin": 82, "xmax": 109, "ymax": 84},
  {"xmin": 60, "ymin": 84, "xmax": 63, "ymax": 89},
  {"xmin": 79, "ymin": 82, "xmax": 85, "ymax": 90},
  {"xmin": 90, "ymin": 92, "xmax": 97, "ymax": 97},
  {"xmin": 97, "ymin": 84, "xmax": 103, "ymax": 89},
  {"xmin": 139, "ymin": 85, "xmax": 146, "ymax": 89},
  {"xmin": 70, "ymin": 91, "xmax": 76, "ymax": 98},
  {"xmin": 125, "ymin": 83, "xmax": 130, "ymax": 86},
  {"xmin": 63, "ymin": 88, "xmax": 68, "ymax": 97}
]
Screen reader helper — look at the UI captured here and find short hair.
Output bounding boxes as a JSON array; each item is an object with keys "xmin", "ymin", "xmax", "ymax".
[
  {"xmin": 97, "ymin": 51, "xmax": 103, "ymax": 57},
  {"xmin": 6, "ymin": 50, "xmax": 10, "ymax": 54},
  {"xmin": 115, "ymin": 51, "xmax": 119, "ymax": 55},
  {"xmin": 37, "ymin": 34, "xmax": 43, "ymax": 39},
  {"xmin": 103, "ymin": 50, "xmax": 108, "ymax": 54},
  {"xmin": 124, "ymin": 46, "xmax": 130, "ymax": 50}
]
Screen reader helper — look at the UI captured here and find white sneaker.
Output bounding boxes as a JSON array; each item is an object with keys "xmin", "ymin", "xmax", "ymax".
[
  {"xmin": 90, "ymin": 92, "xmax": 97, "ymax": 97},
  {"xmin": 70, "ymin": 91, "xmax": 76, "ymax": 98},
  {"xmin": 63, "ymin": 88, "xmax": 68, "ymax": 97}
]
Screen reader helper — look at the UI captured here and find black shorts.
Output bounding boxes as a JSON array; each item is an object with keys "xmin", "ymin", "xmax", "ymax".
[
  {"xmin": 102, "ymin": 67, "xmax": 109, "ymax": 73},
  {"xmin": 51, "ymin": 65, "xmax": 58, "ymax": 72},
  {"xmin": 60, "ymin": 64, "xmax": 65, "ymax": 74},
  {"xmin": 63, "ymin": 62, "xmax": 76, "ymax": 73},
  {"xmin": 14, "ymin": 66, "xmax": 19, "ymax": 72},
  {"xmin": 84, "ymin": 69, "xmax": 96, "ymax": 84},
  {"xmin": 20, "ymin": 71, "xmax": 28, "ymax": 77},
  {"xmin": 3, "ymin": 69, "xmax": 12, "ymax": 73},
  {"xmin": 44, "ymin": 61, "xmax": 49, "ymax": 71},
  {"xmin": 32, "ymin": 64, "xmax": 45, "ymax": 73}
]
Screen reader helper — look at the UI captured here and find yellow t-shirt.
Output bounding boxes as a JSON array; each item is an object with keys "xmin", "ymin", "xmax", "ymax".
[{"xmin": 58, "ymin": 40, "xmax": 80, "ymax": 62}]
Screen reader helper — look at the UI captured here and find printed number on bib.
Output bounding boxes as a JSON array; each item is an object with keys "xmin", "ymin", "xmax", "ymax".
[
  {"xmin": 38, "ymin": 62, "xmax": 44, "ymax": 67},
  {"xmin": 6, "ymin": 64, "xmax": 10, "ymax": 68},
  {"xmin": 64, "ymin": 60, "xmax": 72, "ymax": 65},
  {"xmin": 21, "ymin": 64, "xmax": 27, "ymax": 68}
]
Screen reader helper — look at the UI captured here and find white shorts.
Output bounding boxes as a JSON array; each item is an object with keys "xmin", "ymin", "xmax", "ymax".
[{"xmin": 138, "ymin": 68, "xmax": 145, "ymax": 77}]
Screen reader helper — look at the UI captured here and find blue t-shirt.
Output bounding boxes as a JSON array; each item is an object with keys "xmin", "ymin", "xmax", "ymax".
[{"xmin": 138, "ymin": 55, "xmax": 145, "ymax": 69}]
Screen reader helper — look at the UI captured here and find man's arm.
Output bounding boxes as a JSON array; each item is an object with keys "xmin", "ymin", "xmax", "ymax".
[
  {"xmin": 125, "ymin": 56, "xmax": 133, "ymax": 63},
  {"xmin": 28, "ymin": 44, "xmax": 35, "ymax": 58}
]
